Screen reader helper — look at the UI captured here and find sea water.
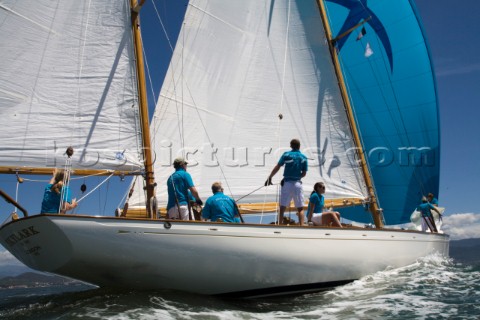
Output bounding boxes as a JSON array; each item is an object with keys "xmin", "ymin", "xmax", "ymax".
[{"xmin": 1, "ymin": 254, "xmax": 479, "ymax": 320}]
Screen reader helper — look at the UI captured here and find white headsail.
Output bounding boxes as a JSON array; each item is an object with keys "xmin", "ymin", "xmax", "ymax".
[
  {"xmin": 0, "ymin": 0, "xmax": 143, "ymax": 172},
  {"xmin": 131, "ymin": 0, "xmax": 368, "ymax": 207}
]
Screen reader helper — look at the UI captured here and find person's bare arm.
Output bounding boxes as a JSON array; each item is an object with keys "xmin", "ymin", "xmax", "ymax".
[
  {"xmin": 62, "ymin": 199, "xmax": 78, "ymax": 212},
  {"xmin": 189, "ymin": 186, "xmax": 202, "ymax": 204},
  {"xmin": 49, "ymin": 169, "xmax": 57, "ymax": 184},
  {"xmin": 307, "ymin": 203, "xmax": 315, "ymax": 222},
  {"xmin": 266, "ymin": 164, "xmax": 281, "ymax": 185}
]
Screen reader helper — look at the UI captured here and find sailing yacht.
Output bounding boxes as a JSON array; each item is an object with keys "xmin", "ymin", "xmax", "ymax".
[{"xmin": 0, "ymin": 0, "xmax": 449, "ymax": 298}]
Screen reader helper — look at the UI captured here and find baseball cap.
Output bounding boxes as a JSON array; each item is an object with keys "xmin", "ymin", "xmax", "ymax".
[{"xmin": 173, "ymin": 157, "xmax": 188, "ymax": 166}]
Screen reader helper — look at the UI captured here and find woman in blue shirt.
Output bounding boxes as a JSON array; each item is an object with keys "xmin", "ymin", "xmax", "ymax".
[{"xmin": 306, "ymin": 182, "xmax": 342, "ymax": 227}]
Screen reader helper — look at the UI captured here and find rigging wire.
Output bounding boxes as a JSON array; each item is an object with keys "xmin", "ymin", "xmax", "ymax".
[
  {"xmin": 59, "ymin": 156, "xmax": 73, "ymax": 214},
  {"xmin": 266, "ymin": 0, "xmax": 292, "ymax": 224},
  {"xmin": 276, "ymin": 0, "xmax": 292, "ymax": 151},
  {"xmin": 18, "ymin": 170, "xmax": 126, "ymax": 183},
  {"xmin": 140, "ymin": 31, "xmax": 160, "ymax": 185},
  {"xmin": 141, "ymin": 39, "xmax": 157, "ymax": 112},
  {"xmin": 151, "ymin": 0, "xmax": 176, "ymax": 51},
  {"xmin": 102, "ymin": 177, "xmax": 111, "ymax": 214},
  {"xmin": 131, "ymin": 14, "xmax": 143, "ymax": 166},
  {"xmin": 181, "ymin": 20, "xmax": 186, "ymax": 155},
  {"xmin": 150, "ymin": 0, "xmax": 185, "ymax": 152},
  {"xmin": 76, "ymin": 172, "xmax": 115, "ymax": 203},
  {"xmin": 72, "ymin": 0, "xmax": 93, "ymax": 144},
  {"xmin": 14, "ymin": 180, "xmax": 20, "ymax": 214},
  {"xmin": 117, "ymin": 175, "xmax": 138, "ymax": 209}
]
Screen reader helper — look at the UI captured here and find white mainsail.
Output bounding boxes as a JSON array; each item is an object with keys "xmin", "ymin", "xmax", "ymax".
[
  {"xmin": 0, "ymin": 0, "xmax": 144, "ymax": 172},
  {"xmin": 131, "ymin": 0, "xmax": 368, "ymax": 207}
]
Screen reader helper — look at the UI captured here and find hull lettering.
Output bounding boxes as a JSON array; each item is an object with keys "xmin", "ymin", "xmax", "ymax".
[{"xmin": 4, "ymin": 226, "xmax": 40, "ymax": 246}]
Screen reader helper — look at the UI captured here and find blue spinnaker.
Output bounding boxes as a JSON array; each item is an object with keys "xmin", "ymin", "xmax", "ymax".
[{"xmin": 323, "ymin": 0, "xmax": 440, "ymax": 225}]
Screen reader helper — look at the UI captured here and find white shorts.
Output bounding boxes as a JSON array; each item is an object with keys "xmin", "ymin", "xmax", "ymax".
[
  {"xmin": 421, "ymin": 217, "xmax": 433, "ymax": 232},
  {"xmin": 311, "ymin": 213, "xmax": 323, "ymax": 226},
  {"xmin": 167, "ymin": 205, "xmax": 189, "ymax": 220},
  {"xmin": 280, "ymin": 180, "xmax": 304, "ymax": 208}
]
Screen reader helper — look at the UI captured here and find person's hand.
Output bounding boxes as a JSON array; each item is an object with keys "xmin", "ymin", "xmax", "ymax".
[
  {"xmin": 196, "ymin": 199, "xmax": 203, "ymax": 206},
  {"xmin": 264, "ymin": 177, "xmax": 273, "ymax": 186},
  {"xmin": 280, "ymin": 178, "xmax": 284, "ymax": 187}
]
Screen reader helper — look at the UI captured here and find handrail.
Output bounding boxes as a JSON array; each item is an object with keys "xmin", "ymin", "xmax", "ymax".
[{"xmin": 0, "ymin": 189, "xmax": 28, "ymax": 217}]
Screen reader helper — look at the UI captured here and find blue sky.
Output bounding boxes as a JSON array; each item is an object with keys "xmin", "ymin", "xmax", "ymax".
[
  {"xmin": 415, "ymin": 0, "xmax": 480, "ymax": 217},
  {"xmin": 1, "ymin": 0, "xmax": 479, "ymax": 240}
]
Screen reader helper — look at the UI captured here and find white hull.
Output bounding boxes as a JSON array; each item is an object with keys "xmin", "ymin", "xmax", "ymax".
[{"xmin": 0, "ymin": 215, "xmax": 449, "ymax": 297}]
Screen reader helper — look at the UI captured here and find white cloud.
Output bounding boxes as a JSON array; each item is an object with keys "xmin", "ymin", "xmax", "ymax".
[
  {"xmin": 0, "ymin": 247, "xmax": 23, "ymax": 266},
  {"xmin": 442, "ymin": 213, "xmax": 480, "ymax": 240},
  {"xmin": 436, "ymin": 62, "xmax": 480, "ymax": 77}
]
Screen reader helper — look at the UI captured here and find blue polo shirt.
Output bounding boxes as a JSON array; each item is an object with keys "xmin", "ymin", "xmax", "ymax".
[
  {"xmin": 41, "ymin": 184, "xmax": 72, "ymax": 213},
  {"xmin": 167, "ymin": 168, "xmax": 195, "ymax": 210},
  {"xmin": 306, "ymin": 192, "xmax": 324, "ymax": 216},
  {"xmin": 278, "ymin": 150, "xmax": 308, "ymax": 181},
  {"xmin": 202, "ymin": 192, "xmax": 240, "ymax": 223},
  {"xmin": 417, "ymin": 203, "xmax": 435, "ymax": 218},
  {"xmin": 429, "ymin": 197, "xmax": 438, "ymax": 206}
]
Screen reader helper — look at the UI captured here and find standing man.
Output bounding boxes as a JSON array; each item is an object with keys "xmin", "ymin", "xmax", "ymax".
[
  {"xmin": 427, "ymin": 193, "xmax": 439, "ymax": 206},
  {"xmin": 167, "ymin": 157, "xmax": 202, "ymax": 220},
  {"xmin": 265, "ymin": 139, "xmax": 308, "ymax": 225},
  {"xmin": 417, "ymin": 196, "xmax": 442, "ymax": 232},
  {"xmin": 202, "ymin": 182, "xmax": 241, "ymax": 223}
]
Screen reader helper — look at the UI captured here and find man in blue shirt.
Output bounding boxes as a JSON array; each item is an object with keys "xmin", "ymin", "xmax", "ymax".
[
  {"xmin": 265, "ymin": 139, "xmax": 308, "ymax": 225},
  {"xmin": 417, "ymin": 196, "xmax": 442, "ymax": 232},
  {"xmin": 202, "ymin": 182, "xmax": 241, "ymax": 223},
  {"xmin": 167, "ymin": 157, "xmax": 202, "ymax": 220},
  {"xmin": 427, "ymin": 193, "xmax": 438, "ymax": 206}
]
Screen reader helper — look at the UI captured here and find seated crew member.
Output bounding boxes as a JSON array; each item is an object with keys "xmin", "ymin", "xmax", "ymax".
[
  {"xmin": 202, "ymin": 182, "xmax": 241, "ymax": 223},
  {"xmin": 306, "ymin": 182, "xmax": 342, "ymax": 227}
]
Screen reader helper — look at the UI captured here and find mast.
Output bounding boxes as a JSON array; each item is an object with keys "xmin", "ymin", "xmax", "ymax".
[
  {"xmin": 315, "ymin": 0, "xmax": 384, "ymax": 228},
  {"xmin": 130, "ymin": 0, "xmax": 156, "ymax": 219}
]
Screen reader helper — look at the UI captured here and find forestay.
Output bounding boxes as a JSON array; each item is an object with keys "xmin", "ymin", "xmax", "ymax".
[
  {"xmin": 0, "ymin": 0, "xmax": 144, "ymax": 173},
  {"xmin": 131, "ymin": 0, "xmax": 369, "ymax": 208}
]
